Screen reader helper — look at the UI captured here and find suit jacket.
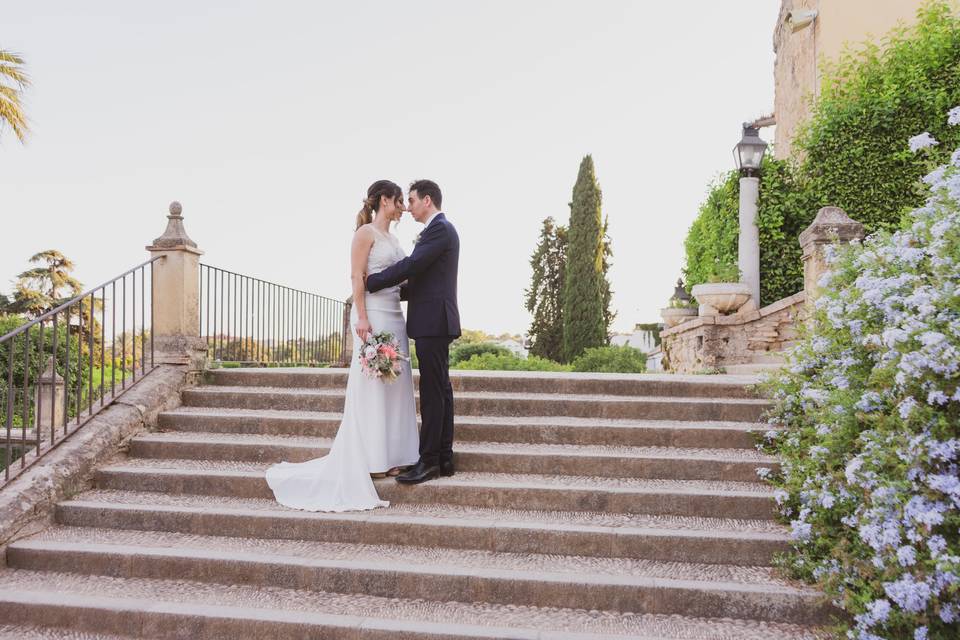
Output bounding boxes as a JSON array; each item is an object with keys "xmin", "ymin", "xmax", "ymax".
[{"xmin": 366, "ymin": 213, "xmax": 461, "ymax": 339}]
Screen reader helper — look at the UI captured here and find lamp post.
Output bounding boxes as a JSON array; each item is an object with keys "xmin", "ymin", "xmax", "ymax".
[{"xmin": 732, "ymin": 124, "xmax": 768, "ymax": 308}]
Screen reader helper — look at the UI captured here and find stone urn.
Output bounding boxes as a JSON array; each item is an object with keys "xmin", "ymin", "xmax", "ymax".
[
  {"xmin": 660, "ymin": 306, "xmax": 698, "ymax": 328},
  {"xmin": 691, "ymin": 282, "xmax": 752, "ymax": 316}
]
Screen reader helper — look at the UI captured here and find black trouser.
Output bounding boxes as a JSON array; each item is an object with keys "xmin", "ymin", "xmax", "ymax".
[{"xmin": 415, "ymin": 336, "xmax": 454, "ymax": 467}]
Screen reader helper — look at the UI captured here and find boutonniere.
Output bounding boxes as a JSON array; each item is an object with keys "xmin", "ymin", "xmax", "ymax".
[{"xmin": 413, "ymin": 232, "xmax": 422, "ymax": 247}]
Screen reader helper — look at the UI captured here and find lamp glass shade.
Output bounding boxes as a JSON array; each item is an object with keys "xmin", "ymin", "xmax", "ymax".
[{"xmin": 733, "ymin": 125, "xmax": 768, "ymax": 172}]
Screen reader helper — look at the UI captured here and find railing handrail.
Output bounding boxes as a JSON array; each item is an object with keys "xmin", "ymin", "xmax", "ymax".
[
  {"xmin": 0, "ymin": 256, "xmax": 165, "ymax": 343},
  {"xmin": 199, "ymin": 263, "xmax": 345, "ymax": 305}
]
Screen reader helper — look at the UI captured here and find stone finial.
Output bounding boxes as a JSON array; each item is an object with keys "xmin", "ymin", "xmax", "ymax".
[
  {"xmin": 149, "ymin": 200, "xmax": 197, "ymax": 249},
  {"xmin": 799, "ymin": 206, "xmax": 865, "ymax": 250},
  {"xmin": 38, "ymin": 356, "xmax": 63, "ymax": 383}
]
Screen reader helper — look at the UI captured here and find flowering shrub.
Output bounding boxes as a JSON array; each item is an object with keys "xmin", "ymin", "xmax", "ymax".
[{"xmin": 762, "ymin": 113, "xmax": 960, "ymax": 640}]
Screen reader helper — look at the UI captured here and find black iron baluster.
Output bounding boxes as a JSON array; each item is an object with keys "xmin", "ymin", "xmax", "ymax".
[
  {"xmin": 206, "ymin": 266, "xmax": 212, "ymax": 360},
  {"xmin": 63, "ymin": 307, "xmax": 70, "ymax": 437},
  {"xmin": 21, "ymin": 329, "xmax": 29, "ymax": 467},
  {"xmin": 121, "ymin": 276, "xmax": 126, "ymax": 390},
  {"xmin": 111, "ymin": 281, "xmax": 116, "ymax": 397},
  {"xmin": 150, "ymin": 260, "xmax": 155, "ymax": 368},
  {"xmin": 5, "ymin": 335, "xmax": 13, "ymax": 481},
  {"xmin": 87, "ymin": 294, "xmax": 94, "ymax": 417},
  {"xmin": 141, "ymin": 266, "xmax": 146, "ymax": 377},
  {"xmin": 100, "ymin": 288, "xmax": 106, "ymax": 404},
  {"xmin": 50, "ymin": 312, "xmax": 58, "ymax": 445},
  {"xmin": 36, "ymin": 320, "xmax": 44, "ymax": 444},
  {"xmin": 132, "ymin": 269, "xmax": 138, "ymax": 383}
]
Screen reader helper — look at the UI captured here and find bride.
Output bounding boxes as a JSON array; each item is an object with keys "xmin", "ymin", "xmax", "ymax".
[{"xmin": 265, "ymin": 180, "xmax": 420, "ymax": 511}]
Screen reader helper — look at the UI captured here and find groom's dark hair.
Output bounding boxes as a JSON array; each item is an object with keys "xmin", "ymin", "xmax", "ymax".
[{"xmin": 410, "ymin": 179, "xmax": 442, "ymax": 209}]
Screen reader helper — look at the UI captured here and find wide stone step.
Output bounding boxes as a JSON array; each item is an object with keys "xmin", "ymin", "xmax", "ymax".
[
  {"xmin": 94, "ymin": 460, "xmax": 778, "ymax": 519},
  {"xmin": 181, "ymin": 386, "xmax": 770, "ymax": 422},
  {"xmin": 0, "ymin": 570, "xmax": 822, "ymax": 639},
  {"xmin": 206, "ymin": 368, "xmax": 763, "ymax": 399},
  {"xmin": 6, "ymin": 527, "xmax": 829, "ymax": 626},
  {"xmin": 56, "ymin": 490, "xmax": 789, "ymax": 566},
  {"xmin": 129, "ymin": 432, "xmax": 777, "ymax": 482},
  {"xmin": 158, "ymin": 407, "xmax": 767, "ymax": 449}
]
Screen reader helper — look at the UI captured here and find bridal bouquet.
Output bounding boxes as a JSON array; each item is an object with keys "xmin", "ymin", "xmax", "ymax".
[{"xmin": 358, "ymin": 331, "xmax": 407, "ymax": 383}]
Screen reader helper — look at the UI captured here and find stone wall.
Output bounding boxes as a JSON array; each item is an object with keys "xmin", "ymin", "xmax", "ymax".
[{"xmin": 660, "ymin": 292, "xmax": 805, "ymax": 374}]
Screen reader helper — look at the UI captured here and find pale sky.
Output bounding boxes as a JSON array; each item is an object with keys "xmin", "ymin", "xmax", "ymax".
[{"xmin": 1, "ymin": 1, "xmax": 778, "ymax": 336}]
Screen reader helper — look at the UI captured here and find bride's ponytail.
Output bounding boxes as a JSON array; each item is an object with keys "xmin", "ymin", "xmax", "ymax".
[
  {"xmin": 356, "ymin": 196, "xmax": 376, "ymax": 230},
  {"xmin": 356, "ymin": 180, "xmax": 403, "ymax": 230}
]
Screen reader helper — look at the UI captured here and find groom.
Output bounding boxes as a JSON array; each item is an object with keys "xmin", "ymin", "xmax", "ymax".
[{"xmin": 366, "ymin": 179, "xmax": 461, "ymax": 484}]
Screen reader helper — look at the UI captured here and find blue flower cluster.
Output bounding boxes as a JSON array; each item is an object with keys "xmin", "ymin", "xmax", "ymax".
[{"xmin": 762, "ymin": 109, "xmax": 960, "ymax": 640}]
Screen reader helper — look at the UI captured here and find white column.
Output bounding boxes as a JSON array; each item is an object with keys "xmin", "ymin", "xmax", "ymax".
[{"xmin": 738, "ymin": 176, "xmax": 760, "ymax": 307}]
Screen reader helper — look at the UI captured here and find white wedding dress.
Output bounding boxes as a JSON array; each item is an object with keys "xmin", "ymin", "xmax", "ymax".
[{"xmin": 265, "ymin": 226, "xmax": 420, "ymax": 511}]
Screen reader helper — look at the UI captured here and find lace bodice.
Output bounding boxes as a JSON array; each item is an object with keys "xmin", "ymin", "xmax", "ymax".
[{"xmin": 367, "ymin": 228, "xmax": 406, "ymax": 273}]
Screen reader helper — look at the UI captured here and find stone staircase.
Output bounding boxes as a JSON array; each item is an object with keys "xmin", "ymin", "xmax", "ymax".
[{"xmin": 0, "ymin": 369, "xmax": 828, "ymax": 639}]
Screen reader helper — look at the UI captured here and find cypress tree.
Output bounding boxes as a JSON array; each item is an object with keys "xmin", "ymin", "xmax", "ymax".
[
  {"xmin": 562, "ymin": 155, "xmax": 607, "ymax": 361},
  {"xmin": 524, "ymin": 217, "xmax": 567, "ymax": 361},
  {"xmin": 600, "ymin": 214, "xmax": 615, "ymax": 339}
]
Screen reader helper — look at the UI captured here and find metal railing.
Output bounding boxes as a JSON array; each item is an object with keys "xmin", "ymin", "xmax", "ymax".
[
  {"xmin": 199, "ymin": 264, "xmax": 348, "ymax": 366},
  {"xmin": 0, "ymin": 257, "xmax": 160, "ymax": 487}
]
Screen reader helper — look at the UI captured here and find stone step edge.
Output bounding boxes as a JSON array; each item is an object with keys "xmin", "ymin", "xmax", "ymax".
[
  {"xmin": 8, "ymin": 540, "xmax": 831, "ymax": 627},
  {"xmin": 129, "ymin": 433, "xmax": 779, "ymax": 464},
  {"xmin": 97, "ymin": 465, "xmax": 775, "ymax": 497},
  {"xmin": 182, "ymin": 386, "xmax": 771, "ymax": 405},
  {"xmin": 9, "ymin": 539, "xmax": 806, "ymax": 596},
  {"xmin": 0, "ymin": 588, "xmax": 581, "ymax": 640},
  {"xmin": 57, "ymin": 497, "xmax": 790, "ymax": 545},
  {"xmin": 157, "ymin": 409, "xmax": 771, "ymax": 431}
]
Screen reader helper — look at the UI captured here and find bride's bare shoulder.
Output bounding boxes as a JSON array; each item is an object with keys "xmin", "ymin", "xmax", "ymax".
[{"xmin": 353, "ymin": 224, "xmax": 376, "ymax": 241}]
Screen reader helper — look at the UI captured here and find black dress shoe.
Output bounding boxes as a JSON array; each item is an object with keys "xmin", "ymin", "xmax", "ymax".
[
  {"xmin": 440, "ymin": 460, "xmax": 455, "ymax": 477},
  {"xmin": 396, "ymin": 461, "xmax": 440, "ymax": 485}
]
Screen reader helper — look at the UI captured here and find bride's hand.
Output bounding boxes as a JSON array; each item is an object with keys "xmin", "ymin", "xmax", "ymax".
[{"xmin": 355, "ymin": 317, "xmax": 373, "ymax": 343}]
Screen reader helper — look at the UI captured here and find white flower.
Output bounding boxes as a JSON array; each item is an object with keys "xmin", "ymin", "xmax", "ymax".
[
  {"xmin": 948, "ymin": 105, "xmax": 960, "ymax": 126},
  {"xmin": 909, "ymin": 132, "xmax": 939, "ymax": 153}
]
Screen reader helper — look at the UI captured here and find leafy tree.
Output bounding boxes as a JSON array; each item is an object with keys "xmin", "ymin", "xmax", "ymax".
[
  {"xmin": 0, "ymin": 49, "xmax": 29, "ymax": 143},
  {"xmin": 524, "ymin": 217, "xmax": 567, "ymax": 361},
  {"xmin": 8, "ymin": 250, "xmax": 84, "ymax": 317},
  {"xmin": 561, "ymin": 155, "xmax": 608, "ymax": 361}
]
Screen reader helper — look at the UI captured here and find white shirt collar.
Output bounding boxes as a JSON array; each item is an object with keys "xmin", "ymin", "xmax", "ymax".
[{"xmin": 424, "ymin": 211, "xmax": 443, "ymax": 229}]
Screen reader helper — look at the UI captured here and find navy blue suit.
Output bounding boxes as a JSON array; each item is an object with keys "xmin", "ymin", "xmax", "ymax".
[{"xmin": 366, "ymin": 213, "xmax": 460, "ymax": 467}]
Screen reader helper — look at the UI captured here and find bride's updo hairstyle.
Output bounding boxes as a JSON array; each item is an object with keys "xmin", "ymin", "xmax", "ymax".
[{"xmin": 356, "ymin": 180, "xmax": 403, "ymax": 230}]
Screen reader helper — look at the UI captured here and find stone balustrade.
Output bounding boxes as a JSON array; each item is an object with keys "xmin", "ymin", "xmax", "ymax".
[{"xmin": 661, "ymin": 206, "xmax": 864, "ymax": 373}]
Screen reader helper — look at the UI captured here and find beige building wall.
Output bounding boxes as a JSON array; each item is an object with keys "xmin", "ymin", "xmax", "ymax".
[{"xmin": 773, "ymin": 0, "xmax": 926, "ymax": 159}]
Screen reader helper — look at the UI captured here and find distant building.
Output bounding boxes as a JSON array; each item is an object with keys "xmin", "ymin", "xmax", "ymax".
[
  {"xmin": 774, "ymin": 0, "xmax": 926, "ymax": 158},
  {"xmin": 495, "ymin": 337, "xmax": 529, "ymax": 359},
  {"xmin": 610, "ymin": 324, "xmax": 661, "ymax": 354}
]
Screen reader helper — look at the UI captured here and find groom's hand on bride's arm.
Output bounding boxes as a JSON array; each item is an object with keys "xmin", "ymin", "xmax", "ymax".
[{"xmin": 366, "ymin": 223, "xmax": 448, "ymax": 292}]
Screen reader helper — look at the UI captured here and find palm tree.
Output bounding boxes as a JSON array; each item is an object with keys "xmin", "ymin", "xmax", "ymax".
[{"xmin": 0, "ymin": 49, "xmax": 30, "ymax": 143}]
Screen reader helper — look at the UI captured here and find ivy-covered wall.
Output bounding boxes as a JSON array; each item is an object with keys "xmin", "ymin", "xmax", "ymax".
[{"xmin": 683, "ymin": 1, "xmax": 960, "ymax": 306}]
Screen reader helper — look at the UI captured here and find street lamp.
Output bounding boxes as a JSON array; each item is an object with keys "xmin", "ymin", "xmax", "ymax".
[
  {"xmin": 733, "ymin": 123, "xmax": 768, "ymax": 309},
  {"xmin": 733, "ymin": 124, "xmax": 768, "ymax": 178}
]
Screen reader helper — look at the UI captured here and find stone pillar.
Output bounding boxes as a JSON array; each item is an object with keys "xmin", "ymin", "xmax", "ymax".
[
  {"xmin": 738, "ymin": 176, "xmax": 761, "ymax": 308},
  {"xmin": 339, "ymin": 295, "xmax": 353, "ymax": 367},
  {"xmin": 146, "ymin": 202, "xmax": 207, "ymax": 369},
  {"xmin": 33, "ymin": 356, "xmax": 64, "ymax": 442},
  {"xmin": 798, "ymin": 206, "xmax": 865, "ymax": 301}
]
